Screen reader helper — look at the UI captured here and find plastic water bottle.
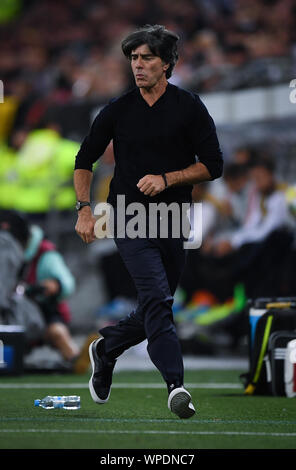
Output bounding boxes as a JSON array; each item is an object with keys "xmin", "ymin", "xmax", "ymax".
[
  {"xmin": 34, "ymin": 395, "xmax": 80, "ymax": 410},
  {"xmin": 63, "ymin": 395, "xmax": 81, "ymax": 410}
]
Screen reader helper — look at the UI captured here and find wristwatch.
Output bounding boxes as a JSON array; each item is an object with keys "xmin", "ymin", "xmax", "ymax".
[{"xmin": 75, "ymin": 201, "xmax": 91, "ymax": 211}]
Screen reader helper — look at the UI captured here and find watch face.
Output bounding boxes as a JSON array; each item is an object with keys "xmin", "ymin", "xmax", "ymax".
[{"xmin": 75, "ymin": 202, "xmax": 81, "ymax": 210}]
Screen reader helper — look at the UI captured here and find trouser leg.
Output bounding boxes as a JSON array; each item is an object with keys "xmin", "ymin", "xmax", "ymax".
[{"xmin": 100, "ymin": 235, "xmax": 186, "ymax": 385}]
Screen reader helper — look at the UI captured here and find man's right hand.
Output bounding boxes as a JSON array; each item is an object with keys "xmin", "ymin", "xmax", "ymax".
[{"xmin": 75, "ymin": 206, "xmax": 97, "ymax": 243}]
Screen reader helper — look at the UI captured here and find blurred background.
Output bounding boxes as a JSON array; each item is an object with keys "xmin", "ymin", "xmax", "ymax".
[{"xmin": 0, "ymin": 0, "xmax": 296, "ymax": 373}]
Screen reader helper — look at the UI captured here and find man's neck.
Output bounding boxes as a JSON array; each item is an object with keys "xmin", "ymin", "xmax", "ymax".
[{"xmin": 139, "ymin": 77, "xmax": 168, "ymax": 107}]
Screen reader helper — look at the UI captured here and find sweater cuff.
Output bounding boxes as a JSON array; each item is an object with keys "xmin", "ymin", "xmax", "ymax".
[{"xmin": 200, "ymin": 159, "xmax": 223, "ymax": 181}]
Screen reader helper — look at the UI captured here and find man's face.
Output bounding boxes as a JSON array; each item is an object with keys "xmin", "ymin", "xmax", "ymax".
[
  {"xmin": 130, "ymin": 44, "xmax": 168, "ymax": 89},
  {"xmin": 226, "ymin": 175, "xmax": 248, "ymax": 193},
  {"xmin": 251, "ymin": 166, "xmax": 274, "ymax": 194}
]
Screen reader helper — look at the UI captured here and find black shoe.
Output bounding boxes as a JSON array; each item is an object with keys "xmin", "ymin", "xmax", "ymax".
[{"xmin": 88, "ymin": 337, "xmax": 116, "ymax": 404}]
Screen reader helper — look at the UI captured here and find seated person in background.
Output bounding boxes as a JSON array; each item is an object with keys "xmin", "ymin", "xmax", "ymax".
[
  {"xmin": 214, "ymin": 156, "xmax": 290, "ymax": 257},
  {"xmin": 23, "ymin": 223, "xmax": 79, "ymax": 363},
  {"xmin": 181, "ymin": 155, "xmax": 293, "ymax": 301},
  {"xmin": 212, "ymin": 156, "xmax": 293, "ymax": 297},
  {"xmin": 0, "ymin": 210, "xmax": 92, "ymax": 372},
  {"xmin": 221, "ymin": 162, "xmax": 257, "ymax": 229},
  {"xmin": 196, "ymin": 162, "xmax": 256, "ymax": 254},
  {"xmin": 180, "ymin": 168, "xmax": 252, "ymax": 302}
]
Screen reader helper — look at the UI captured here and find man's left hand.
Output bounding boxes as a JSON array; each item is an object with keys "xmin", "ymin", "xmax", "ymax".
[
  {"xmin": 137, "ymin": 174, "xmax": 166, "ymax": 197},
  {"xmin": 214, "ymin": 240, "xmax": 234, "ymax": 257},
  {"xmin": 40, "ymin": 279, "xmax": 60, "ymax": 297}
]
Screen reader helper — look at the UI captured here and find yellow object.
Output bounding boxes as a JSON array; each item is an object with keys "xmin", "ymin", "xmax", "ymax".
[
  {"xmin": 52, "ymin": 138, "xmax": 80, "ymax": 210},
  {"xmin": 285, "ymin": 185, "xmax": 296, "ymax": 218},
  {"xmin": 266, "ymin": 302, "xmax": 292, "ymax": 309},
  {"xmin": 0, "ymin": 0, "xmax": 21, "ymax": 23},
  {"xmin": 12, "ymin": 129, "xmax": 80, "ymax": 213},
  {"xmin": 95, "ymin": 174, "xmax": 113, "ymax": 203},
  {"xmin": 244, "ymin": 384, "xmax": 255, "ymax": 395},
  {"xmin": 73, "ymin": 333, "xmax": 99, "ymax": 374},
  {"xmin": 0, "ymin": 96, "xmax": 19, "ymax": 141},
  {"xmin": 0, "ymin": 144, "xmax": 18, "ymax": 209}
]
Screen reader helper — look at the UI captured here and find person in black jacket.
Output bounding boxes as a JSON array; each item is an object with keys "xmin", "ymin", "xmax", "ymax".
[{"xmin": 74, "ymin": 24, "xmax": 223, "ymax": 418}]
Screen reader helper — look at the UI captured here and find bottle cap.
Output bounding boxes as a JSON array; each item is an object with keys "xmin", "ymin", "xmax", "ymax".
[{"xmin": 34, "ymin": 399, "xmax": 41, "ymax": 406}]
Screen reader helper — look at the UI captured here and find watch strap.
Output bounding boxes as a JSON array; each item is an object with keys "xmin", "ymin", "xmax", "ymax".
[
  {"xmin": 76, "ymin": 201, "xmax": 91, "ymax": 211},
  {"xmin": 161, "ymin": 173, "xmax": 168, "ymax": 188}
]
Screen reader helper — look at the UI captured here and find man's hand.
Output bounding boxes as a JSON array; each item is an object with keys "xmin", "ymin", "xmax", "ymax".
[
  {"xmin": 137, "ymin": 174, "xmax": 166, "ymax": 197},
  {"xmin": 75, "ymin": 206, "xmax": 97, "ymax": 243},
  {"xmin": 40, "ymin": 279, "xmax": 60, "ymax": 297},
  {"xmin": 214, "ymin": 240, "xmax": 234, "ymax": 257}
]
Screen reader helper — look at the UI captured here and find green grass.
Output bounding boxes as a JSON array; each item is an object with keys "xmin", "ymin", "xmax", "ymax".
[{"xmin": 0, "ymin": 369, "xmax": 295, "ymax": 449}]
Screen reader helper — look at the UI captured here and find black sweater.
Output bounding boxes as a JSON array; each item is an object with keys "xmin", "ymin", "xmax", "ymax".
[{"xmin": 74, "ymin": 83, "xmax": 223, "ymax": 207}]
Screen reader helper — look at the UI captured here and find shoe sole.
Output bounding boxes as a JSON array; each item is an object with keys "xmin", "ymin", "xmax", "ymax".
[
  {"xmin": 88, "ymin": 338, "xmax": 110, "ymax": 404},
  {"xmin": 168, "ymin": 388, "xmax": 196, "ymax": 419}
]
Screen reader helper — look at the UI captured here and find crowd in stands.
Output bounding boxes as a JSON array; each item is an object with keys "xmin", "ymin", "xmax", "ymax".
[
  {"xmin": 1, "ymin": 0, "xmax": 296, "ymax": 130},
  {"xmin": 1, "ymin": 0, "xmax": 296, "ymax": 359},
  {"xmin": 1, "ymin": 0, "xmax": 295, "ymax": 214}
]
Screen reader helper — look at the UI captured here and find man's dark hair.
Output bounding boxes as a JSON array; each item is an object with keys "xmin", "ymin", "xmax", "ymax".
[
  {"xmin": 250, "ymin": 155, "xmax": 276, "ymax": 174},
  {"xmin": 0, "ymin": 210, "xmax": 30, "ymax": 248},
  {"xmin": 121, "ymin": 24, "xmax": 179, "ymax": 79},
  {"xmin": 224, "ymin": 163, "xmax": 248, "ymax": 181}
]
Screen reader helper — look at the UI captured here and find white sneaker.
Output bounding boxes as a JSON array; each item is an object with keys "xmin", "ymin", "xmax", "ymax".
[{"xmin": 168, "ymin": 387, "xmax": 196, "ymax": 419}]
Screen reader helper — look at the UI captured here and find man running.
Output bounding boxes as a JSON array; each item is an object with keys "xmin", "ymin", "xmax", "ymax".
[{"xmin": 74, "ymin": 24, "xmax": 223, "ymax": 418}]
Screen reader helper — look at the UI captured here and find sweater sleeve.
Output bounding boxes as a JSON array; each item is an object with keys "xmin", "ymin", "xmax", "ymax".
[
  {"xmin": 74, "ymin": 103, "xmax": 114, "ymax": 172},
  {"xmin": 190, "ymin": 95, "xmax": 223, "ymax": 180}
]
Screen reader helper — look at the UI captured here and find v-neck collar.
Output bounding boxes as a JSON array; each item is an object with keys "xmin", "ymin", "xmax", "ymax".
[{"xmin": 136, "ymin": 83, "xmax": 171, "ymax": 109}]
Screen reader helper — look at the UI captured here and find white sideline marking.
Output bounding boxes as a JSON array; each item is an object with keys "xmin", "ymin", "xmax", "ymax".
[
  {"xmin": 0, "ymin": 429, "xmax": 295, "ymax": 437},
  {"xmin": 0, "ymin": 382, "xmax": 241, "ymax": 389},
  {"xmin": 1, "ymin": 417, "xmax": 296, "ymax": 426}
]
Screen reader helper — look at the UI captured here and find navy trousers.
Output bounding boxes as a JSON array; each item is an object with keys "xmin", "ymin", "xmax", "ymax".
[{"xmin": 99, "ymin": 224, "xmax": 187, "ymax": 386}]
